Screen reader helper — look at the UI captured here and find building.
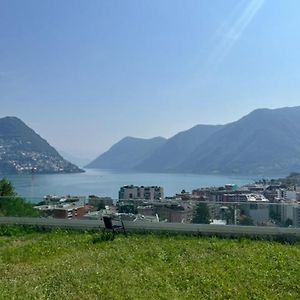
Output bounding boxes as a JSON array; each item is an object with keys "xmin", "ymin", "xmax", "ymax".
[
  {"xmin": 137, "ymin": 205, "xmax": 154, "ymax": 217},
  {"xmin": 223, "ymin": 193, "xmax": 268, "ymax": 203},
  {"xmin": 119, "ymin": 185, "xmax": 164, "ymax": 201},
  {"xmin": 224, "ymin": 184, "xmax": 238, "ymax": 191},
  {"xmin": 35, "ymin": 203, "xmax": 90, "ymax": 219},
  {"xmin": 43, "ymin": 195, "xmax": 87, "ymax": 206},
  {"xmin": 276, "ymin": 188, "xmax": 287, "ymax": 200},
  {"xmin": 137, "ymin": 202, "xmax": 193, "ymax": 223},
  {"xmin": 157, "ymin": 205, "xmax": 193, "ymax": 223},
  {"xmin": 88, "ymin": 195, "xmax": 114, "ymax": 208}
]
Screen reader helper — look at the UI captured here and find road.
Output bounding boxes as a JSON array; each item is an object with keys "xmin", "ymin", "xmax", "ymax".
[{"xmin": 0, "ymin": 217, "xmax": 299, "ymax": 238}]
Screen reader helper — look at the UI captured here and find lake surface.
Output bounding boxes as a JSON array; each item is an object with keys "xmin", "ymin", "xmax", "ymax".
[{"xmin": 4, "ymin": 169, "xmax": 268, "ymax": 203}]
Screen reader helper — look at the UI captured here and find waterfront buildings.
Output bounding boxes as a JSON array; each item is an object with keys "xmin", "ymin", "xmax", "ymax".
[{"xmin": 33, "ymin": 182, "xmax": 300, "ymax": 227}]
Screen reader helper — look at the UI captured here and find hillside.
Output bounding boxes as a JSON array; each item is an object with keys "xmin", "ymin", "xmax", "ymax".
[
  {"xmin": 86, "ymin": 136, "xmax": 167, "ymax": 169},
  {"xmin": 0, "ymin": 228, "xmax": 299, "ymax": 299},
  {"xmin": 88, "ymin": 106, "xmax": 300, "ymax": 175},
  {"xmin": 136, "ymin": 125, "xmax": 223, "ymax": 172},
  {"xmin": 179, "ymin": 106, "xmax": 300, "ymax": 174},
  {"xmin": 0, "ymin": 117, "xmax": 83, "ymax": 174}
]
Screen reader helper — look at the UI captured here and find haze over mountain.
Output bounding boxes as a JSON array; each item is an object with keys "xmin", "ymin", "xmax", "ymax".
[
  {"xmin": 86, "ymin": 106, "xmax": 300, "ymax": 175},
  {"xmin": 178, "ymin": 106, "xmax": 300, "ymax": 175},
  {"xmin": 58, "ymin": 149, "xmax": 91, "ymax": 168},
  {"xmin": 136, "ymin": 125, "xmax": 223, "ymax": 172},
  {"xmin": 86, "ymin": 136, "xmax": 167, "ymax": 170},
  {"xmin": 0, "ymin": 117, "xmax": 83, "ymax": 174}
]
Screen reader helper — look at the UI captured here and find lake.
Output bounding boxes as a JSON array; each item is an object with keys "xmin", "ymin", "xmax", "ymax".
[{"xmin": 3, "ymin": 169, "xmax": 268, "ymax": 203}]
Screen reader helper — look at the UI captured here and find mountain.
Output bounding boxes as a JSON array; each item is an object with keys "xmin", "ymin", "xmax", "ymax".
[
  {"xmin": 86, "ymin": 136, "xmax": 167, "ymax": 170},
  {"xmin": 135, "ymin": 125, "xmax": 223, "ymax": 172},
  {"xmin": 178, "ymin": 106, "xmax": 300, "ymax": 175},
  {"xmin": 86, "ymin": 106, "xmax": 300, "ymax": 175},
  {"xmin": 0, "ymin": 117, "xmax": 84, "ymax": 174}
]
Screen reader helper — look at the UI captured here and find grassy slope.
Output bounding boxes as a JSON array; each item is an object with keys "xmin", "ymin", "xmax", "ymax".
[{"xmin": 0, "ymin": 231, "xmax": 299, "ymax": 300}]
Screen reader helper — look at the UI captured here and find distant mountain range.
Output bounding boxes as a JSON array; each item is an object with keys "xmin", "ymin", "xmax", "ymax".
[
  {"xmin": 86, "ymin": 136, "xmax": 167, "ymax": 170},
  {"xmin": 86, "ymin": 106, "xmax": 300, "ymax": 175},
  {"xmin": 135, "ymin": 125, "xmax": 223, "ymax": 172},
  {"xmin": 0, "ymin": 117, "xmax": 83, "ymax": 174}
]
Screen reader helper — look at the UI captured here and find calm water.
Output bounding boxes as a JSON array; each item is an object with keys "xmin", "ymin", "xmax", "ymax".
[{"xmin": 4, "ymin": 169, "xmax": 266, "ymax": 203}]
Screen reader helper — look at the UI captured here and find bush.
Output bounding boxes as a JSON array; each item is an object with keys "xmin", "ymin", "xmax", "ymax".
[
  {"xmin": 0, "ymin": 197, "xmax": 40, "ymax": 217},
  {"xmin": 0, "ymin": 225, "xmax": 41, "ymax": 236},
  {"xmin": 0, "ymin": 177, "xmax": 40, "ymax": 217}
]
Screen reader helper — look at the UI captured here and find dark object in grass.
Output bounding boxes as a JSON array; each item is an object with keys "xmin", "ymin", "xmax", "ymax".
[
  {"xmin": 103, "ymin": 215, "xmax": 126, "ymax": 236},
  {"xmin": 92, "ymin": 231, "xmax": 115, "ymax": 244}
]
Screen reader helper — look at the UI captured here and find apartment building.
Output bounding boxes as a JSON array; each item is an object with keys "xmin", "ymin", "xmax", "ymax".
[{"xmin": 119, "ymin": 185, "xmax": 164, "ymax": 201}]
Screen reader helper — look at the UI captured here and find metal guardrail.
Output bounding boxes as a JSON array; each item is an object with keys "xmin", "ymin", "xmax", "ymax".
[{"xmin": 0, "ymin": 217, "xmax": 299, "ymax": 237}]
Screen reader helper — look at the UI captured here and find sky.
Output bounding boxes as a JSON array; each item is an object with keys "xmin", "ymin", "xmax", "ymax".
[{"xmin": 1, "ymin": 0, "xmax": 300, "ymax": 159}]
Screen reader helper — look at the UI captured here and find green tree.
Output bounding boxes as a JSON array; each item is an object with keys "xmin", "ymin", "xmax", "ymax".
[
  {"xmin": 0, "ymin": 178, "xmax": 40, "ymax": 217},
  {"xmin": 284, "ymin": 218, "xmax": 293, "ymax": 227},
  {"xmin": 269, "ymin": 207, "xmax": 281, "ymax": 223},
  {"xmin": 192, "ymin": 203, "xmax": 210, "ymax": 224},
  {"xmin": 223, "ymin": 206, "xmax": 235, "ymax": 225},
  {"xmin": 0, "ymin": 178, "xmax": 16, "ymax": 197},
  {"xmin": 97, "ymin": 202, "xmax": 106, "ymax": 211},
  {"xmin": 239, "ymin": 215, "xmax": 254, "ymax": 226}
]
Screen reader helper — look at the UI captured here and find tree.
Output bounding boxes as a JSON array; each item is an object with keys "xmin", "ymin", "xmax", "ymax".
[
  {"xmin": 0, "ymin": 178, "xmax": 40, "ymax": 217},
  {"xmin": 222, "ymin": 206, "xmax": 235, "ymax": 225},
  {"xmin": 192, "ymin": 203, "xmax": 210, "ymax": 224},
  {"xmin": 0, "ymin": 197, "xmax": 40, "ymax": 217},
  {"xmin": 284, "ymin": 218, "xmax": 293, "ymax": 227},
  {"xmin": 239, "ymin": 215, "xmax": 254, "ymax": 226},
  {"xmin": 0, "ymin": 178, "xmax": 16, "ymax": 197},
  {"xmin": 269, "ymin": 207, "xmax": 281, "ymax": 223},
  {"xmin": 97, "ymin": 202, "xmax": 106, "ymax": 211}
]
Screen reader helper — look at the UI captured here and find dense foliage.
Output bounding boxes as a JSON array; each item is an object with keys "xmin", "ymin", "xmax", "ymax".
[
  {"xmin": 0, "ymin": 228, "xmax": 299, "ymax": 299},
  {"xmin": 192, "ymin": 202, "xmax": 210, "ymax": 224},
  {"xmin": 0, "ymin": 178, "xmax": 39, "ymax": 217},
  {"xmin": 0, "ymin": 178, "xmax": 16, "ymax": 197}
]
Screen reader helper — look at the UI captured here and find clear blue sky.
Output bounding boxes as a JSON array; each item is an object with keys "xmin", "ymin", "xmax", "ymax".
[{"xmin": 1, "ymin": 0, "xmax": 300, "ymax": 159}]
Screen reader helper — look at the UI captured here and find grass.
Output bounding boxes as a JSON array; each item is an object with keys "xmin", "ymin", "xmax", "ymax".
[{"xmin": 0, "ymin": 227, "xmax": 299, "ymax": 299}]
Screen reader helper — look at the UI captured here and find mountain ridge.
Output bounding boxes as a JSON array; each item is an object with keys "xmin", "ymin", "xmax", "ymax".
[
  {"xmin": 135, "ymin": 124, "xmax": 223, "ymax": 172},
  {"xmin": 86, "ymin": 106, "xmax": 300, "ymax": 175},
  {"xmin": 177, "ymin": 106, "xmax": 300, "ymax": 174},
  {"xmin": 0, "ymin": 116, "xmax": 84, "ymax": 174},
  {"xmin": 86, "ymin": 136, "xmax": 167, "ymax": 170}
]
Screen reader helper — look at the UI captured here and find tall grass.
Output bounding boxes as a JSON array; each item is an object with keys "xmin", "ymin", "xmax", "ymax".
[{"xmin": 0, "ymin": 226, "xmax": 299, "ymax": 299}]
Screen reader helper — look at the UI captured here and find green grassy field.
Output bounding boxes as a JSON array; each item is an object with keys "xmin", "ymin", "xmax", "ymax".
[{"xmin": 0, "ymin": 227, "xmax": 299, "ymax": 300}]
